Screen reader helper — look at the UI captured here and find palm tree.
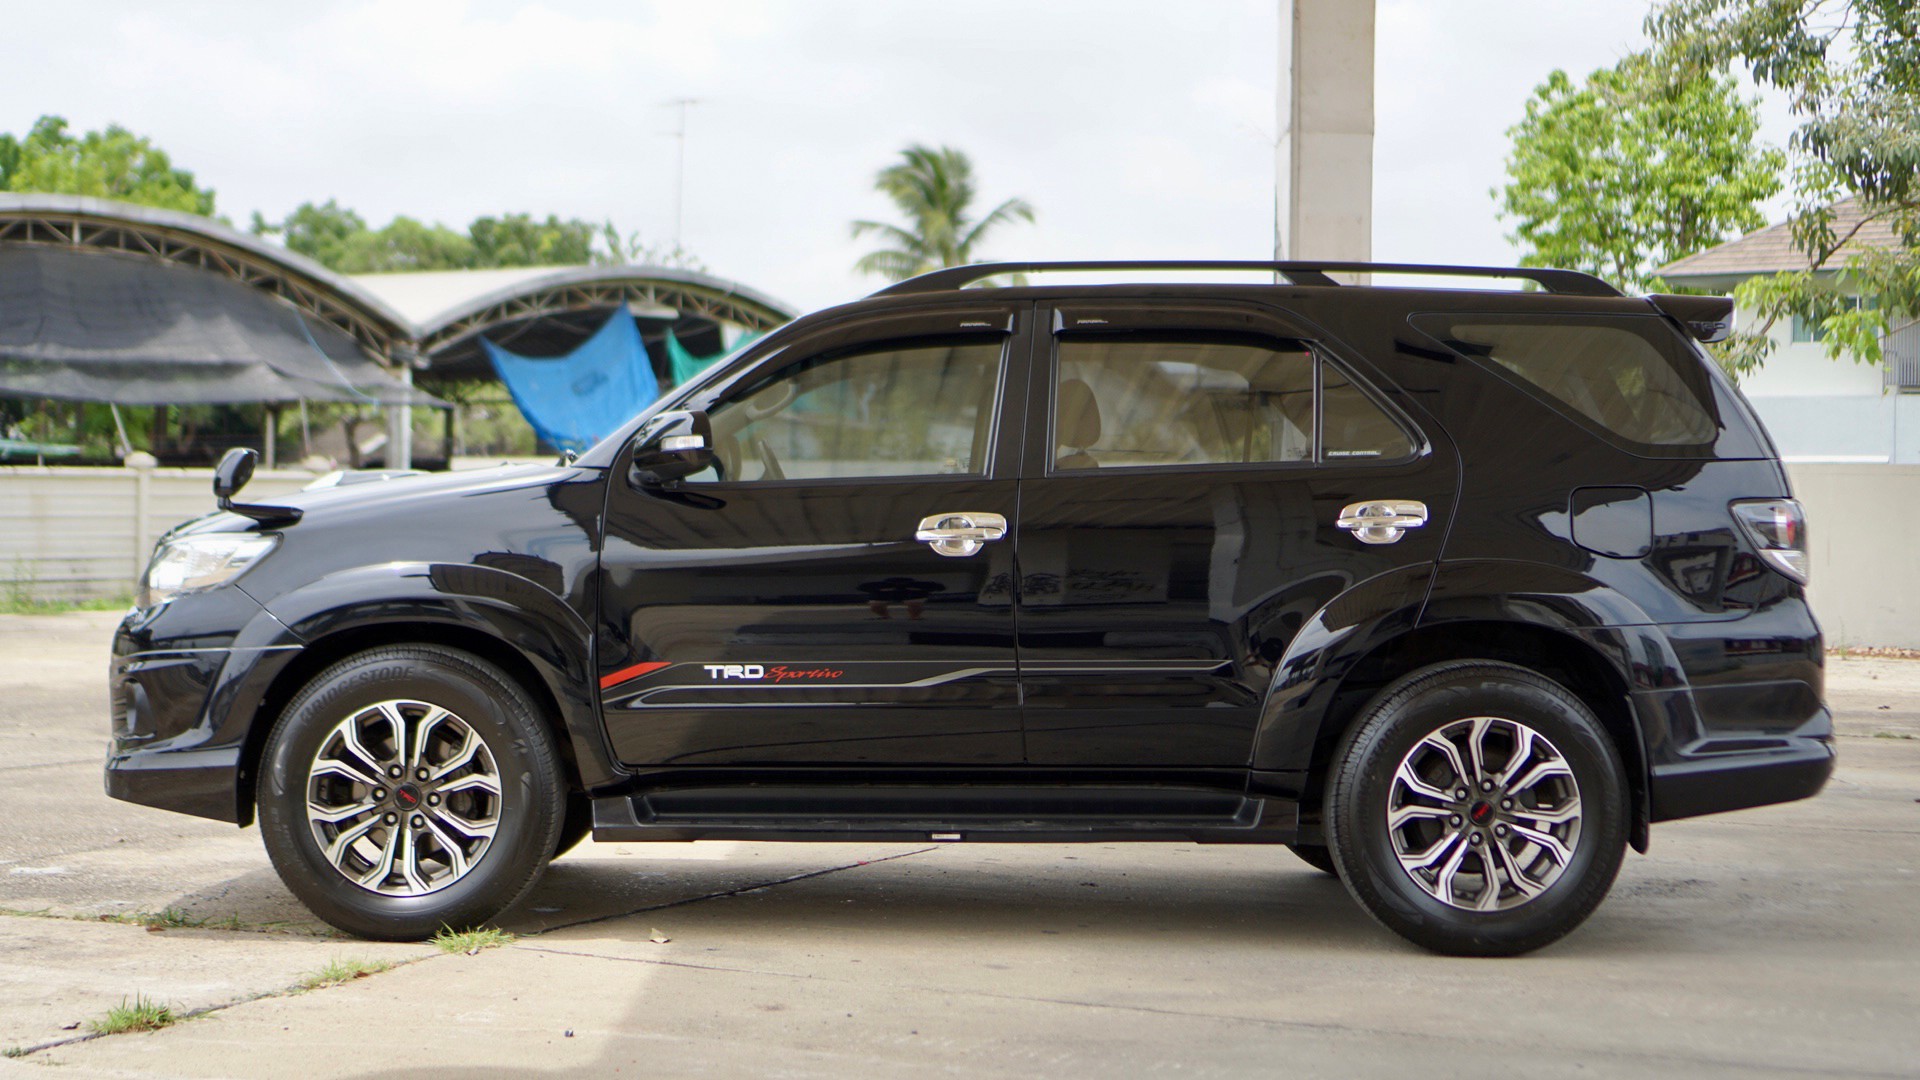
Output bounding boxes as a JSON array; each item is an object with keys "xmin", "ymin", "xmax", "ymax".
[{"xmin": 851, "ymin": 144, "xmax": 1036, "ymax": 281}]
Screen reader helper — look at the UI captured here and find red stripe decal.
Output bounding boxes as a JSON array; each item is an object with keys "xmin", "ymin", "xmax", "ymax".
[{"xmin": 599, "ymin": 661, "xmax": 670, "ymax": 690}]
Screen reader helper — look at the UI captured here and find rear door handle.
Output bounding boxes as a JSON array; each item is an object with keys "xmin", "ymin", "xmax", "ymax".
[
  {"xmin": 915, "ymin": 512, "xmax": 1008, "ymax": 557},
  {"xmin": 1336, "ymin": 500, "xmax": 1428, "ymax": 545}
]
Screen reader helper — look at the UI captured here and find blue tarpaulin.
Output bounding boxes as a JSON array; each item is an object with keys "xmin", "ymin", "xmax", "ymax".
[{"xmin": 482, "ymin": 308, "xmax": 657, "ymax": 452}]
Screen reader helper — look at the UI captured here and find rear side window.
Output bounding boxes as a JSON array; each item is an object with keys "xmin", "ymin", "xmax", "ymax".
[
  {"xmin": 1411, "ymin": 314, "xmax": 1717, "ymax": 448},
  {"xmin": 1052, "ymin": 332, "xmax": 1413, "ymax": 470}
]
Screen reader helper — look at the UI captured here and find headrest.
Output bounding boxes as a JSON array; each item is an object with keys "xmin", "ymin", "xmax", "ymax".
[{"xmin": 1057, "ymin": 378, "xmax": 1102, "ymax": 449}]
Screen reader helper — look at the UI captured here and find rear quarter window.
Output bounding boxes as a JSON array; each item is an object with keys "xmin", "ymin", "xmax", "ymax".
[{"xmin": 1410, "ymin": 313, "xmax": 1719, "ymax": 450}]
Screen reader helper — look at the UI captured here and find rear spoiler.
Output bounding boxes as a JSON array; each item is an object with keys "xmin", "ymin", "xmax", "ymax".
[{"xmin": 1648, "ymin": 294, "xmax": 1735, "ymax": 344}]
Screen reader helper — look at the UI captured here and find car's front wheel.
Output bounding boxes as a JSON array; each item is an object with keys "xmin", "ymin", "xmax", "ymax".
[
  {"xmin": 256, "ymin": 644, "xmax": 565, "ymax": 940},
  {"xmin": 1324, "ymin": 661, "xmax": 1628, "ymax": 956}
]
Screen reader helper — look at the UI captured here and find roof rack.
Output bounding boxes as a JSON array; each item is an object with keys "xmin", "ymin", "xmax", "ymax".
[{"xmin": 868, "ymin": 261, "xmax": 1623, "ymax": 299}]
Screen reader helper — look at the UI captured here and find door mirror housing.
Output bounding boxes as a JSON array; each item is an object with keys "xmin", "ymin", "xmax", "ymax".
[
  {"xmin": 631, "ymin": 410, "xmax": 716, "ymax": 486},
  {"xmin": 213, "ymin": 447, "xmax": 256, "ymax": 505}
]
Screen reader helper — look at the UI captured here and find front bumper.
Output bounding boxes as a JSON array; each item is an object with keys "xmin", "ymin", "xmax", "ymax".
[{"xmin": 105, "ymin": 596, "xmax": 304, "ymax": 824}]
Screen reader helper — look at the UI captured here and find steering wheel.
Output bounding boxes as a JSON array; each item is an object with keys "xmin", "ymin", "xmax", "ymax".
[{"xmin": 751, "ymin": 436, "xmax": 786, "ymax": 481}]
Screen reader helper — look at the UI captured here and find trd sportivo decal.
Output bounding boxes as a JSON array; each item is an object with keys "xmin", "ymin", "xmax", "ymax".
[{"xmin": 596, "ymin": 659, "xmax": 1229, "ymax": 707}]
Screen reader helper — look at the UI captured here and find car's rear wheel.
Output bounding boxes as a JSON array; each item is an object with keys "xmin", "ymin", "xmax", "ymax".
[
  {"xmin": 256, "ymin": 644, "xmax": 565, "ymax": 940},
  {"xmin": 1324, "ymin": 660, "xmax": 1627, "ymax": 956}
]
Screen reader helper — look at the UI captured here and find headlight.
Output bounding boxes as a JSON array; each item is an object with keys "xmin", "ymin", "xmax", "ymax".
[{"xmin": 138, "ymin": 534, "xmax": 279, "ymax": 608}]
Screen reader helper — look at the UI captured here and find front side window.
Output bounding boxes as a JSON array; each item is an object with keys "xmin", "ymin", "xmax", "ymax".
[
  {"xmin": 699, "ymin": 337, "xmax": 1003, "ymax": 482},
  {"xmin": 1051, "ymin": 332, "xmax": 1411, "ymax": 470}
]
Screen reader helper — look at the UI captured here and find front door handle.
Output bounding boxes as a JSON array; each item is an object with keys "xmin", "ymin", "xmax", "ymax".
[
  {"xmin": 915, "ymin": 512, "xmax": 1008, "ymax": 557},
  {"xmin": 1336, "ymin": 500, "xmax": 1429, "ymax": 545}
]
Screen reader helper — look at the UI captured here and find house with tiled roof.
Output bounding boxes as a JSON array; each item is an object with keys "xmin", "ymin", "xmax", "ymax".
[{"xmin": 1661, "ymin": 199, "xmax": 1920, "ymax": 463}]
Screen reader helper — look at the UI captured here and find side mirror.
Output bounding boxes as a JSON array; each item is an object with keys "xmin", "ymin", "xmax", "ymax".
[
  {"xmin": 214, "ymin": 447, "xmax": 256, "ymax": 506},
  {"xmin": 630, "ymin": 410, "xmax": 715, "ymax": 486}
]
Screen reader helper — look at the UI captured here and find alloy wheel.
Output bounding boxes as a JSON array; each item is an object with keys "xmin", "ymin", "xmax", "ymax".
[
  {"xmin": 1385, "ymin": 715, "xmax": 1583, "ymax": 911},
  {"xmin": 305, "ymin": 699, "xmax": 502, "ymax": 896}
]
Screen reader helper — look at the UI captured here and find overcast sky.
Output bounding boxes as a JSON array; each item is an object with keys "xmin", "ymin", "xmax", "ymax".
[{"xmin": 0, "ymin": 1, "xmax": 1788, "ymax": 312}]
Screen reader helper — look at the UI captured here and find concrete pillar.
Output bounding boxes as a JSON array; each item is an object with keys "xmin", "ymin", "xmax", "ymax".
[
  {"xmin": 385, "ymin": 348, "xmax": 417, "ymax": 470},
  {"xmin": 1275, "ymin": 0, "xmax": 1374, "ymax": 272}
]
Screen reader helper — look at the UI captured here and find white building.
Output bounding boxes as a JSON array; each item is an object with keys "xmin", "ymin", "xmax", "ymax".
[{"xmin": 1661, "ymin": 200, "xmax": 1920, "ymax": 463}]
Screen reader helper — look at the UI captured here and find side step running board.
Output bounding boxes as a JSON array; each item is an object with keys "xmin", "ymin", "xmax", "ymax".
[{"xmin": 588, "ymin": 786, "xmax": 1299, "ymax": 845}]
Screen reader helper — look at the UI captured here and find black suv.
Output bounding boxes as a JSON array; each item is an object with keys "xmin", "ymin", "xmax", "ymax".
[{"xmin": 105, "ymin": 261, "xmax": 1833, "ymax": 956}]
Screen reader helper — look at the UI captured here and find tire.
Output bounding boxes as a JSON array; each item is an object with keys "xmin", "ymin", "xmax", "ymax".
[
  {"xmin": 256, "ymin": 645, "xmax": 566, "ymax": 941},
  {"xmin": 554, "ymin": 792, "xmax": 594, "ymax": 857},
  {"xmin": 1324, "ymin": 660, "xmax": 1628, "ymax": 957},
  {"xmin": 1286, "ymin": 843, "xmax": 1340, "ymax": 877}
]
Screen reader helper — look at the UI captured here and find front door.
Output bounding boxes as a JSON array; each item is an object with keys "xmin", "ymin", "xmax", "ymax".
[
  {"xmin": 1014, "ymin": 300, "xmax": 1457, "ymax": 766},
  {"xmin": 596, "ymin": 305, "xmax": 1030, "ymax": 768}
]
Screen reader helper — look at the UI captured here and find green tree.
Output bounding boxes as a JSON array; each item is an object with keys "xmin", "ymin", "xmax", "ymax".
[
  {"xmin": 595, "ymin": 221, "xmax": 705, "ymax": 271},
  {"xmin": 255, "ymin": 204, "xmax": 606, "ymax": 274},
  {"xmin": 1497, "ymin": 55, "xmax": 1783, "ymax": 295},
  {"xmin": 850, "ymin": 144, "xmax": 1035, "ymax": 281},
  {"xmin": 1648, "ymin": 0, "xmax": 1920, "ymax": 373},
  {"xmin": 470, "ymin": 213, "xmax": 596, "ymax": 267},
  {"xmin": 0, "ymin": 115, "xmax": 215, "ymax": 215},
  {"xmin": 249, "ymin": 199, "xmax": 367, "ymax": 267}
]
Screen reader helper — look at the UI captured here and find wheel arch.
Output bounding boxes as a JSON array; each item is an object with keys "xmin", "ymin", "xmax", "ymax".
[
  {"xmin": 234, "ymin": 563, "xmax": 619, "ymax": 825},
  {"xmin": 1252, "ymin": 563, "xmax": 1677, "ymax": 853}
]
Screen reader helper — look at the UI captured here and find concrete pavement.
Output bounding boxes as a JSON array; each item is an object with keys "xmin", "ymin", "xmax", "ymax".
[{"xmin": 2, "ymin": 611, "xmax": 1916, "ymax": 1077}]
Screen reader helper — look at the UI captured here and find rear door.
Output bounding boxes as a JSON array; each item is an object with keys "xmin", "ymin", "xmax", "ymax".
[
  {"xmin": 595, "ymin": 304, "xmax": 1032, "ymax": 767},
  {"xmin": 1014, "ymin": 299, "xmax": 1457, "ymax": 766}
]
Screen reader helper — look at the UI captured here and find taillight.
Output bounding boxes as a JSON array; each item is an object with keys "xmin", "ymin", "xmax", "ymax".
[{"xmin": 1730, "ymin": 499, "xmax": 1808, "ymax": 584}]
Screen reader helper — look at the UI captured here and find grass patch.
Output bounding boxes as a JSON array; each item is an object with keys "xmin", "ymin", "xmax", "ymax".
[
  {"xmin": 298, "ymin": 957, "xmax": 394, "ymax": 991},
  {"xmin": 87, "ymin": 995, "xmax": 178, "ymax": 1035},
  {"xmin": 92, "ymin": 907, "xmax": 243, "ymax": 931},
  {"xmin": 431, "ymin": 926, "xmax": 514, "ymax": 954},
  {"xmin": 1872, "ymin": 731, "xmax": 1916, "ymax": 740},
  {"xmin": 0, "ymin": 592, "xmax": 131, "ymax": 615},
  {"xmin": 4, "ymin": 1046, "xmax": 28, "ymax": 1058}
]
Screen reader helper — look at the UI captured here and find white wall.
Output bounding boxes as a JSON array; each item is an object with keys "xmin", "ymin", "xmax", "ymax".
[
  {"xmin": 0, "ymin": 465, "xmax": 313, "ymax": 603},
  {"xmin": 1733, "ymin": 306, "xmax": 1920, "ymax": 464},
  {"xmin": 1787, "ymin": 463, "xmax": 1920, "ymax": 649}
]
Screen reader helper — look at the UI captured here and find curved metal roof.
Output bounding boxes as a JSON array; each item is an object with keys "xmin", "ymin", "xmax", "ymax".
[
  {"xmin": 407, "ymin": 263, "xmax": 797, "ymax": 360},
  {"xmin": 0, "ymin": 194, "xmax": 799, "ymax": 372},
  {"xmin": 0, "ymin": 193, "xmax": 413, "ymax": 361}
]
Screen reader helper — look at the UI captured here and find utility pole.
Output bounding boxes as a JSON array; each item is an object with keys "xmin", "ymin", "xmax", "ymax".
[
  {"xmin": 663, "ymin": 98, "xmax": 702, "ymax": 249},
  {"xmin": 1275, "ymin": 0, "xmax": 1375, "ymax": 277}
]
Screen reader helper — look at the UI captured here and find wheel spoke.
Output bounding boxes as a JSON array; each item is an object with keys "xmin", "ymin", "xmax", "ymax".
[
  {"xmin": 1392, "ymin": 760, "xmax": 1454, "ymax": 804},
  {"xmin": 353, "ymin": 823, "xmax": 402, "ymax": 888},
  {"xmin": 311, "ymin": 757, "xmax": 381, "ymax": 790},
  {"xmin": 430, "ymin": 803, "xmax": 498, "ymax": 841},
  {"xmin": 1471, "ymin": 850, "xmax": 1503, "ymax": 911},
  {"xmin": 1509, "ymin": 822, "xmax": 1574, "ymax": 866},
  {"xmin": 322, "ymin": 814, "xmax": 381, "ymax": 868},
  {"xmin": 398, "ymin": 826, "xmax": 431, "ymax": 894},
  {"xmin": 1498, "ymin": 726, "xmax": 1538, "ymax": 786},
  {"xmin": 308, "ymin": 793, "xmax": 380, "ymax": 825},
  {"xmin": 337, "ymin": 721, "xmax": 389, "ymax": 777},
  {"xmin": 409, "ymin": 706, "xmax": 451, "ymax": 770},
  {"xmin": 435, "ymin": 771, "xmax": 501, "ymax": 798},
  {"xmin": 421, "ymin": 815, "xmax": 472, "ymax": 878},
  {"xmin": 1431, "ymin": 836, "xmax": 1471, "ymax": 902},
  {"xmin": 1512, "ymin": 800, "xmax": 1580, "ymax": 825},
  {"xmin": 1387, "ymin": 802, "xmax": 1453, "ymax": 831},
  {"xmin": 428, "ymin": 728, "xmax": 484, "ymax": 783},
  {"xmin": 1507, "ymin": 757, "xmax": 1573, "ymax": 796},
  {"xmin": 1415, "ymin": 732, "xmax": 1472, "ymax": 789},
  {"xmin": 1465, "ymin": 716, "xmax": 1496, "ymax": 786},
  {"xmin": 1490, "ymin": 839, "xmax": 1548, "ymax": 899}
]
